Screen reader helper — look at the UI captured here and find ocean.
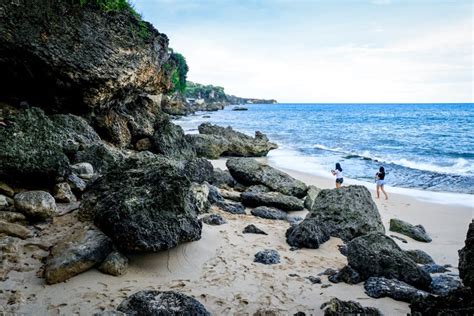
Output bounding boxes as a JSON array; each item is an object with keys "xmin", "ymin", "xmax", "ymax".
[{"xmin": 174, "ymin": 103, "xmax": 474, "ymax": 195}]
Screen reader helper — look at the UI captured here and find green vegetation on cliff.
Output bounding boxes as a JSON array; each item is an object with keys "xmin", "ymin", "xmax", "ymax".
[
  {"xmin": 169, "ymin": 52, "xmax": 189, "ymax": 94},
  {"xmin": 78, "ymin": 0, "xmax": 133, "ymax": 12},
  {"xmin": 185, "ymin": 82, "xmax": 227, "ymax": 102}
]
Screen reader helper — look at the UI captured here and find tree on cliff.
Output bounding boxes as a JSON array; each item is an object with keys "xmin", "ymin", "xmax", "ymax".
[{"xmin": 169, "ymin": 52, "xmax": 189, "ymax": 94}]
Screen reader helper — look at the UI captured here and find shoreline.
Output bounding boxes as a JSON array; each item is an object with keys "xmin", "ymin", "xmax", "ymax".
[{"xmin": 212, "ymin": 157, "xmax": 473, "ymax": 267}]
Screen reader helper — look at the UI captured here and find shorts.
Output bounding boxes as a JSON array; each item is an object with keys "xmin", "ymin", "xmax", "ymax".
[
  {"xmin": 376, "ymin": 179, "xmax": 385, "ymax": 186},
  {"xmin": 336, "ymin": 178, "xmax": 343, "ymax": 184}
]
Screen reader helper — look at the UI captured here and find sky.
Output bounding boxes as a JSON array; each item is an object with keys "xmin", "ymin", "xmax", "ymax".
[{"xmin": 131, "ymin": 0, "xmax": 473, "ymax": 103}]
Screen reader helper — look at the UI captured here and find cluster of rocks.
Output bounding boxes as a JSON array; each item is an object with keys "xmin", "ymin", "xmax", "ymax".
[{"xmin": 186, "ymin": 123, "xmax": 277, "ymax": 159}]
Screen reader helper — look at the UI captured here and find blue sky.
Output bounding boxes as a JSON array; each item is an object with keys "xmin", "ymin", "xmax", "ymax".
[{"xmin": 131, "ymin": 0, "xmax": 473, "ymax": 102}]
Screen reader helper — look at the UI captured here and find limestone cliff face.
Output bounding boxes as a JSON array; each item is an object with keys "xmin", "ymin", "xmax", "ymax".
[{"xmin": 0, "ymin": 0, "xmax": 173, "ymax": 146}]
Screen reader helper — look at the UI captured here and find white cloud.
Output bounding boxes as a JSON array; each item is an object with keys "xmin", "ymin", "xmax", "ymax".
[{"xmin": 165, "ymin": 12, "xmax": 473, "ymax": 102}]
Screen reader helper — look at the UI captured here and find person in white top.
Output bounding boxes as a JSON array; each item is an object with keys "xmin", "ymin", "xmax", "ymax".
[{"xmin": 331, "ymin": 163, "xmax": 343, "ymax": 188}]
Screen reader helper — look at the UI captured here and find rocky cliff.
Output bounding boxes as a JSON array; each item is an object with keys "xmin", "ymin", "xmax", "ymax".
[{"xmin": 0, "ymin": 0, "xmax": 174, "ymax": 147}]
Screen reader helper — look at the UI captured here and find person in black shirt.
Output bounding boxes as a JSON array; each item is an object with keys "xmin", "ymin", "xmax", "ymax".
[{"xmin": 375, "ymin": 166, "xmax": 388, "ymax": 200}]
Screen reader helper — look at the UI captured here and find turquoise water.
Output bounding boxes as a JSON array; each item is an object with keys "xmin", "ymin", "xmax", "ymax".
[{"xmin": 175, "ymin": 103, "xmax": 474, "ymax": 194}]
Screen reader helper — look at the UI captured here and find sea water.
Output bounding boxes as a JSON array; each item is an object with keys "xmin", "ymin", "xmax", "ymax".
[{"xmin": 175, "ymin": 103, "xmax": 474, "ymax": 196}]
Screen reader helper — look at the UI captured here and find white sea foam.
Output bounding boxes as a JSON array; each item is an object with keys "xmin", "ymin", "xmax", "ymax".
[{"xmin": 313, "ymin": 145, "xmax": 474, "ymax": 175}]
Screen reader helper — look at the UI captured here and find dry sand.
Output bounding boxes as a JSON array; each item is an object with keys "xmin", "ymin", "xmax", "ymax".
[{"xmin": 1, "ymin": 158, "xmax": 472, "ymax": 315}]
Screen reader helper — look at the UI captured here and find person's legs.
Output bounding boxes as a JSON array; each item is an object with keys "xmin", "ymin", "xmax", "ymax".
[
  {"xmin": 376, "ymin": 184, "xmax": 380, "ymax": 198},
  {"xmin": 381, "ymin": 185, "xmax": 388, "ymax": 200},
  {"xmin": 336, "ymin": 181, "xmax": 341, "ymax": 188}
]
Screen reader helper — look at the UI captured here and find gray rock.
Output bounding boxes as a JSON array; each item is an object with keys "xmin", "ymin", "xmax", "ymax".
[
  {"xmin": 251, "ymin": 206, "xmax": 288, "ymax": 220},
  {"xmin": 328, "ymin": 265, "xmax": 361, "ymax": 284},
  {"xmin": 53, "ymin": 182, "xmax": 77, "ymax": 203},
  {"xmin": 421, "ymin": 264, "xmax": 449, "ymax": 274},
  {"xmin": 307, "ymin": 186, "xmax": 385, "ymax": 242},
  {"xmin": 304, "ymin": 185, "xmax": 321, "ymax": 210},
  {"xmin": 320, "ymin": 298, "xmax": 382, "ymax": 316},
  {"xmin": 190, "ymin": 183, "xmax": 210, "ymax": 214},
  {"xmin": 215, "ymin": 201, "xmax": 246, "ymax": 215},
  {"xmin": 14, "ymin": 191, "xmax": 57, "ymax": 220},
  {"xmin": 0, "ymin": 194, "xmax": 8, "ymax": 209},
  {"xmin": 206, "ymin": 184, "xmax": 225, "ymax": 204},
  {"xmin": 338, "ymin": 244, "xmax": 348, "ymax": 256},
  {"xmin": 347, "ymin": 233, "xmax": 432, "ymax": 290},
  {"xmin": 117, "ymin": 291, "xmax": 210, "ymax": 315},
  {"xmin": 202, "ymin": 214, "xmax": 227, "ymax": 226},
  {"xmin": 67, "ymin": 173, "xmax": 87, "ymax": 192},
  {"xmin": 318, "ymin": 268, "xmax": 338, "ymax": 276},
  {"xmin": 210, "ymin": 168, "xmax": 236, "ymax": 189},
  {"xmin": 241, "ymin": 192, "xmax": 304, "ymax": 211},
  {"xmin": 405, "ymin": 249, "xmax": 435, "ymax": 264},
  {"xmin": 286, "ymin": 218, "xmax": 330, "ymax": 249},
  {"xmin": 186, "ymin": 123, "xmax": 277, "ymax": 159},
  {"xmin": 94, "ymin": 311, "xmax": 126, "ymax": 316},
  {"xmin": 409, "ymin": 288, "xmax": 474, "ymax": 315},
  {"xmin": 152, "ymin": 118, "xmax": 196, "ymax": 160},
  {"xmin": 80, "ymin": 157, "xmax": 203, "ymax": 252},
  {"xmin": 219, "ymin": 189, "xmax": 241, "ymax": 202},
  {"xmin": 246, "ymin": 185, "xmax": 271, "ymax": 193},
  {"xmin": 287, "ymin": 216, "xmax": 304, "ymax": 225},
  {"xmin": 459, "ymin": 220, "xmax": 474, "ymax": 289},
  {"xmin": 389, "ymin": 218, "xmax": 432, "ymax": 242},
  {"xmin": 226, "ymin": 158, "xmax": 307, "ymax": 197},
  {"xmin": 364, "ymin": 277, "xmax": 430, "ymax": 303},
  {"xmin": 254, "ymin": 249, "xmax": 280, "ymax": 265},
  {"xmin": 98, "ymin": 251, "xmax": 129, "ymax": 276},
  {"xmin": 0, "ymin": 220, "xmax": 32, "ymax": 239},
  {"xmin": 306, "ymin": 276, "xmax": 322, "ymax": 284},
  {"xmin": 0, "ymin": 182, "xmax": 14, "ymax": 197},
  {"xmin": 0, "ymin": 211, "xmax": 27, "ymax": 223},
  {"xmin": 44, "ymin": 226, "xmax": 113, "ymax": 284},
  {"xmin": 242, "ymin": 224, "xmax": 267, "ymax": 235},
  {"xmin": 430, "ymin": 275, "xmax": 462, "ymax": 296},
  {"xmin": 71, "ymin": 162, "xmax": 94, "ymax": 179}
]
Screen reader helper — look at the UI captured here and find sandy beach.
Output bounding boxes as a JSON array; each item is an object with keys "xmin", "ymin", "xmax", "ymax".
[{"xmin": 1, "ymin": 157, "xmax": 471, "ymax": 315}]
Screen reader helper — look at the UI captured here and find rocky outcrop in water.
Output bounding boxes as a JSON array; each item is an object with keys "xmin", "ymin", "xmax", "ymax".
[
  {"xmin": 117, "ymin": 290, "xmax": 210, "ymax": 315},
  {"xmin": 227, "ymin": 158, "xmax": 307, "ymax": 197},
  {"xmin": 459, "ymin": 220, "xmax": 474, "ymax": 288},
  {"xmin": 306, "ymin": 186, "xmax": 385, "ymax": 242},
  {"xmin": 389, "ymin": 218, "xmax": 432, "ymax": 242},
  {"xmin": 80, "ymin": 157, "xmax": 203, "ymax": 252},
  {"xmin": 186, "ymin": 123, "xmax": 277, "ymax": 159},
  {"xmin": 347, "ymin": 233, "xmax": 432, "ymax": 290}
]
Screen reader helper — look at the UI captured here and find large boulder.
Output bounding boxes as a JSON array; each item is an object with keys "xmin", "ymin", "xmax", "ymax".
[
  {"xmin": 389, "ymin": 218, "xmax": 432, "ymax": 242},
  {"xmin": 210, "ymin": 168, "xmax": 237, "ymax": 189},
  {"xmin": 459, "ymin": 220, "xmax": 474, "ymax": 289},
  {"xmin": 364, "ymin": 277, "xmax": 430, "ymax": 303},
  {"xmin": 405, "ymin": 249, "xmax": 435, "ymax": 265},
  {"xmin": 151, "ymin": 118, "xmax": 196, "ymax": 160},
  {"xmin": 14, "ymin": 190, "xmax": 57, "ymax": 220},
  {"xmin": 44, "ymin": 226, "xmax": 113, "ymax": 284},
  {"xmin": 98, "ymin": 251, "xmax": 129, "ymax": 277},
  {"xmin": 286, "ymin": 218, "xmax": 330, "ymax": 249},
  {"xmin": 186, "ymin": 123, "xmax": 277, "ymax": 159},
  {"xmin": 0, "ymin": 108, "xmax": 100, "ymax": 185},
  {"xmin": 410, "ymin": 288, "xmax": 474, "ymax": 315},
  {"xmin": 347, "ymin": 233, "xmax": 432, "ymax": 290},
  {"xmin": 304, "ymin": 185, "xmax": 321, "ymax": 210},
  {"xmin": 117, "ymin": 291, "xmax": 210, "ymax": 316},
  {"xmin": 306, "ymin": 186, "xmax": 385, "ymax": 241},
  {"xmin": 226, "ymin": 158, "xmax": 307, "ymax": 198},
  {"xmin": 251, "ymin": 206, "xmax": 288, "ymax": 220},
  {"xmin": 241, "ymin": 192, "xmax": 304, "ymax": 211},
  {"xmin": 80, "ymin": 157, "xmax": 203, "ymax": 252},
  {"xmin": 0, "ymin": 1, "xmax": 173, "ymax": 146}
]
